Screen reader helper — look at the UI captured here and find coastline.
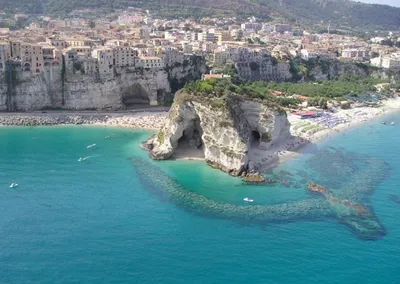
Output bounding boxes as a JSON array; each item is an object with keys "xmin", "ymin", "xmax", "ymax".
[
  {"xmin": 274, "ymin": 97, "xmax": 400, "ymax": 166},
  {"xmin": 1, "ymin": 97, "xmax": 399, "ymax": 173},
  {"xmin": 0, "ymin": 110, "xmax": 168, "ymax": 131}
]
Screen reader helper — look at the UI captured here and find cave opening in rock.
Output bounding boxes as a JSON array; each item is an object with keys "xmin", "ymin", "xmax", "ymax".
[
  {"xmin": 122, "ymin": 83, "xmax": 150, "ymax": 109},
  {"xmin": 174, "ymin": 118, "xmax": 205, "ymax": 160},
  {"xmin": 250, "ymin": 130, "xmax": 261, "ymax": 148}
]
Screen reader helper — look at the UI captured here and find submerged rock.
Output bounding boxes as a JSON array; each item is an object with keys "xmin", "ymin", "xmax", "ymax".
[
  {"xmin": 242, "ymin": 173, "xmax": 266, "ymax": 184},
  {"xmin": 144, "ymin": 90, "xmax": 291, "ymax": 176}
]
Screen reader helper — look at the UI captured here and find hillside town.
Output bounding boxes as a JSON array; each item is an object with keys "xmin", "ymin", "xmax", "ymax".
[{"xmin": 0, "ymin": 7, "xmax": 399, "ymax": 82}]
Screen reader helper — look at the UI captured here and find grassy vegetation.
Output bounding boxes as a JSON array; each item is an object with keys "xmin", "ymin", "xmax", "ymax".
[
  {"xmin": 183, "ymin": 74, "xmax": 387, "ymax": 109},
  {"xmin": 157, "ymin": 130, "xmax": 165, "ymax": 144},
  {"xmin": 240, "ymin": 74, "xmax": 386, "ymax": 99}
]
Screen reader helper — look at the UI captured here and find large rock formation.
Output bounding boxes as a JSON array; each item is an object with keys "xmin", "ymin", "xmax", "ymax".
[
  {"xmin": 144, "ymin": 91, "xmax": 290, "ymax": 176},
  {"xmin": 0, "ymin": 54, "xmax": 206, "ymax": 111}
]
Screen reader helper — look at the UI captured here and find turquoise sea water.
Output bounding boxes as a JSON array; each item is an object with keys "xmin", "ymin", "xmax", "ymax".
[{"xmin": 0, "ymin": 115, "xmax": 400, "ymax": 284}]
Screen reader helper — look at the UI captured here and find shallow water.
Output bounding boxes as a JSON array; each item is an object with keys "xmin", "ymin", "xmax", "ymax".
[{"xmin": 0, "ymin": 116, "xmax": 400, "ymax": 283}]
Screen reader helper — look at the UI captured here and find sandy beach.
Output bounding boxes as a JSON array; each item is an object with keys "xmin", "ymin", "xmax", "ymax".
[
  {"xmin": 1, "ymin": 97, "xmax": 400, "ymax": 172},
  {"xmin": 155, "ymin": 97, "xmax": 400, "ymax": 171},
  {"xmin": 0, "ymin": 110, "xmax": 168, "ymax": 130},
  {"xmin": 253, "ymin": 96, "xmax": 400, "ymax": 171}
]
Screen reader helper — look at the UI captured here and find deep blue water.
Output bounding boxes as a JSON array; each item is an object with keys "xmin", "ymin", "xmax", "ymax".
[{"xmin": 0, "ymin": 114, "xmax": 399, "ymax": 284}]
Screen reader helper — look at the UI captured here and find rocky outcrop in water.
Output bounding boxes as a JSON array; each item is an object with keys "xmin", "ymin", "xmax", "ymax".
[
  {"xmin": 132, "ymin": 153, "xmax": 388, "ymax": 240},
  {"xmin": 143, "ymin": 91, "xmax": 291, "ymax": 176}
]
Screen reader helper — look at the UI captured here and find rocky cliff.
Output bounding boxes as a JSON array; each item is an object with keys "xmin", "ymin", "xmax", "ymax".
[
  {"xmin": 143, "ymin": 91, "xmax": 291, "ymax": 176},
  {"xmin": 0, "ymin": 54, "xmax": 206, "ymax": 111},
  {"xmin": 290, "ymin": 58, "xmax": 394, "ymax": 82}
]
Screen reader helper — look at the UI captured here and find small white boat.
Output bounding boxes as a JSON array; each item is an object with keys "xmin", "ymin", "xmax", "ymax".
[
  {"xmin": 243, "ymin": 197, "xmax": 254, "ymax": 203},
  {"xmin": 105, "ymin": 135, "xmax": 111, "ymax": 139},
  {"xmin": 9, "ymin": 183, "xmax": 18, "ymax": 188},
  {"xmin": 391, "ymin": 122, "xmax": 395, "ymax": 125},
  {"xmin": 86, "ymin": 143, "xmax": 96, "ymax": 149},
  {"xmin": 78, "ymin": 157, "xmax": 89, "ymax": 162}
]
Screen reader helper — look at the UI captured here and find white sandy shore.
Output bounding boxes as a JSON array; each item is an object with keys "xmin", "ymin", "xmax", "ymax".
[
  {"xmin": 89, "ymin": 113, "xmax": 167, "ymax": 130},
  {"xmin": 253, "ymin": 96, "xmax": 400, "ymax": 171},
  {"xmin": 165, "ymin": 96, "xmax": 400, "ymax": 171},
  {"xmin": 2, "ymin": 98, "xmax": 399, "ymax": 172},
  {"xmin": 0, "ymin": 110, "xmax": 168, "ymax": 130}
]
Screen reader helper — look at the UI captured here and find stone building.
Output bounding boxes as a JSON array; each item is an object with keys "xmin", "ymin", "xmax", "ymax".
[
  {"xmin": 92, "ymin": 47, "xmax": 114, "ymax": 74},
  {"xmin": 113, "ymin": 46, "xmax": 138, "ymax": 67},
  {"xmin": 0, "ymin": 41, "xmax": 11, "ymax": 71},
  {"xmin": 136, "ymin": 56, "xmax": 164, "ymax": 68}
]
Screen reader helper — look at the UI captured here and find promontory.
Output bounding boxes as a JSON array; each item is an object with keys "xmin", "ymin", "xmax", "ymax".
[{"xmin": 143, "ymin": 79, "xmax": 291, "ymax": 176}]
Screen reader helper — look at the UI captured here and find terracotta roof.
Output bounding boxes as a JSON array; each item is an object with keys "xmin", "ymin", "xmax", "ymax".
[{"xmin": 203, "ymin": 74, "xmax": 223, "ymax": 79}]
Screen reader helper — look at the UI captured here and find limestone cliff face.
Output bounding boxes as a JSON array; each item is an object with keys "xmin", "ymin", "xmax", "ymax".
[
  {"xmin": 165, "ymin": 53, "xmax": 208, "ymax": 93},
  {"xmin": 144, "ymin": 92, "xmax": 290, "ymax": 176},
  {"xmin": 0, "ymin": 54, "xmax": 206, "ymax": 111},
  {"xmin": 308, "ymin": 62, "xmax": 370, "ymax": 81}
]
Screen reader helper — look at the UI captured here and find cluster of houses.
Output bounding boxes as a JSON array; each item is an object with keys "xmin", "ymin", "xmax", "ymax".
[
  {"xmin": 0, "ymin": 37, "xmax": 166, "ymax": 76},
  {"xmin": 0, "ymin": 7, "xmax": 399, "ymax": 80}
]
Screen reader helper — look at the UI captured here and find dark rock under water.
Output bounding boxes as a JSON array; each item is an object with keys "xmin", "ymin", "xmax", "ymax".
[{"xmin": 131, "ymin": 147, "xmax": 390, "ymax": 240}]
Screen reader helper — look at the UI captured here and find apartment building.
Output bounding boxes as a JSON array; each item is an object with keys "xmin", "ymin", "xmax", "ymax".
[
  {"xmin": 92, "ymin": 47, "xmax": 114, "ymax": 74},
  {"xmin": 372, "ymin": 53, "xmax": 400, "ymax": 69},
  {"xmin": 46, "ymin": 38, "xmax": 67, "ymax": 49},
  {"xmin": 198, "ymin": 32, "xmax": 217, "ymax": 42},
  {"xmin": 31, "ymin": 44, "xmax": 45, "ymax": 73},
  {"xmin": 241, "ymin": 23, "xmax": 262, "ymax": 32},
  {"xmin": 136, "ymin": 56, "xmax": 164, "ymax": 68},
  {"xmin": 215, "ymin": 31, "xmax": 232, "ymax": 43},
  {"xmin": 300, "ymin": 49, "xmax": 318, "ymax": 61},
  {"xmin": 10, "ymin": 40, "xmax": 22, "ymax": 58},
  {"xmin": 113, "ymin": 46, "xmax": 137, "ymax": 67},
  {"xmin": 65, "ymin": 38, "xmax": 93, "ymax": 47},
  {"xmin": 0, "ymin": 41, "xmax": 11, "ymax": 71},
  {"xmin": 341, "ymin": 48, "xmax": 369, "ymax": 60}
]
